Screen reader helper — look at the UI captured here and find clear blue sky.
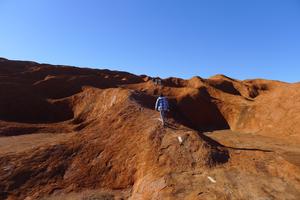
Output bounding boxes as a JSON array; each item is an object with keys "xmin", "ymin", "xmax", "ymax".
[{"xmin": 1, "ymin": 0, "xmax": 299, "ymax": 82}]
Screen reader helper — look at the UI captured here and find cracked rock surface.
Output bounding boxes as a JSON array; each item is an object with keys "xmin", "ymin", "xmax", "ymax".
[{"xmin": 0, "ymin": 58, "xmax": 299, "ymax": 200}]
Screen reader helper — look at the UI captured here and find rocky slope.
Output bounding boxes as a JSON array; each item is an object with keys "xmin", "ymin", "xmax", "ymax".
[{"xmin": 0, "ymin": 58, "xmax": 299, "ymax": 200}]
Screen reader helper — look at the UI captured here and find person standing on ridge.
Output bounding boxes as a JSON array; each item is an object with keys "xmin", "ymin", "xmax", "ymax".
[{"xmin": 155, "ymin": 94, "xmax": 169, "ymax": 126}]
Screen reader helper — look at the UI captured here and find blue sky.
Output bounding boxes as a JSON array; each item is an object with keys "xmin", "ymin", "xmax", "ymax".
[{"xmin": 0, "ymin": 0, "xmax": 299, "ymax": 82}]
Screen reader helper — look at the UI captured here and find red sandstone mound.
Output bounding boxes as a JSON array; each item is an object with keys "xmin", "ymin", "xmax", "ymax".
[{"xmin": 0, "ymin": 58, "xmax": 299, "ymax": 200}]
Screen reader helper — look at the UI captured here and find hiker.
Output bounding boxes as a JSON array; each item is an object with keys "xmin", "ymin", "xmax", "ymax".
[
  {"xmin": 155, "ymin": 94, "xmax": 169, "ymax": 126},
  {"xmin": 152, "ymin": 77, "xmax": 162, "ymax": 86}
]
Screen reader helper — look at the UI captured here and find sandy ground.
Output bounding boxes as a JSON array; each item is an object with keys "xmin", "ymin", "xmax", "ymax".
[
  {"xmin": 0, "ymin": 132, "xmax": 75, "ymax": 155},
  {"xmin": 205, "ymin": 130, "xmax": 300, "ymax": 167}
]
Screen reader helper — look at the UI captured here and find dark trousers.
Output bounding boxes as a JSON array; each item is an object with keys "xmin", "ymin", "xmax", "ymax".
[{"xmin": 159, "ymin": 109, "xmax": 166, "ymax": 125}]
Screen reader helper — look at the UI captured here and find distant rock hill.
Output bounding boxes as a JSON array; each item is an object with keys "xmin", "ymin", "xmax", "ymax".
[{"xmin": 0, "ymin": 58, "xmax": 299, "ymax": 200}]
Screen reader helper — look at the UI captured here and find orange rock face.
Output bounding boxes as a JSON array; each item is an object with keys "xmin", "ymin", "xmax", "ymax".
[{"xmin": 0, "ymin": 58, "xmax": 299, "ymax": 200}]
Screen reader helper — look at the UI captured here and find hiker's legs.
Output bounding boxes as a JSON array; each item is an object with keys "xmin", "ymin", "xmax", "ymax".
[{"xmin": 160, "ymin": 110, "xmax": 166, "ymax": 125}]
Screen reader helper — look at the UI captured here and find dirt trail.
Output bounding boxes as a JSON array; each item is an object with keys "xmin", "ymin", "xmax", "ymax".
[{"xmin": 0, "ymin": 58, "xmax": 299, "ymax": 200}]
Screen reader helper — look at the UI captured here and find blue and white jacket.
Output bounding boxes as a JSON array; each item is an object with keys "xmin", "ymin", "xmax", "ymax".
[{"xmin": 155, "ymin": 96, "xmax": 169, "ymax": 111}]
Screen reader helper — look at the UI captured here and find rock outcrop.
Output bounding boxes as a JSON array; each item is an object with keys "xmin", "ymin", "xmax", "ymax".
[{"xmin": 0, "ymin": 58, "xmax": 299, "ymax": 200}]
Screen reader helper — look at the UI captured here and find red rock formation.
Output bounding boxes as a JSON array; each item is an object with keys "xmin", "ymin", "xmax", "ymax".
[{"xmin": 0, "ymin": 58, "xmax": 299, "ymax": 200}]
